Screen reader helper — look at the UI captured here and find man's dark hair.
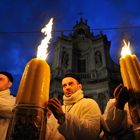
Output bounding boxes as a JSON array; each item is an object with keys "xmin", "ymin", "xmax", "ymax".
[
  {"xmin": 62, "ymin": 73, "xmax": 82, "ymax": 84},
  {"xmin": 0, "ymin": 71, "xmax": 13, "ymax": 83}
]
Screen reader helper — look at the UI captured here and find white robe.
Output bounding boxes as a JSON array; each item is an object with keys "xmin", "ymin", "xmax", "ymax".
[
  {"xmin": 46, "ymin": 89, "xmax": 101, "ymax": 140},
  {"xmin": 101, "ymin": 99, "xmax": 140, "ymax": 140},
  {"xmin": 0, "ymin": 89, "xmax": 15, "ymax": 140}
]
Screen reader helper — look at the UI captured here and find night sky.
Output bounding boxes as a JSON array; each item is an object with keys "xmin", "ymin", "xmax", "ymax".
[{"xmin": 0, "ymin": 0, "xmax": 140, "ymax": 95}]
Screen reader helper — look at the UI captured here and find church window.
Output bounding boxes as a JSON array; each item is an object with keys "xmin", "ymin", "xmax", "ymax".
[
  {"xmin": 62, "ymin": 51, "xmax": 69, "ymax": 68},
  {"xmin": 78, "ymin": 59, "xmax": 86, "ymax": 72},
  {"xmin": 78, "ymin": 29, "xmax": 85, "ymax": 35}
]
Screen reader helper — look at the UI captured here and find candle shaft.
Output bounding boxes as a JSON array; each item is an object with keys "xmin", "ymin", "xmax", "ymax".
[
  {"xmin": 132, "ymin": 55, "xmax": 140, "ymax": 76},
  {"xmin": 125, "ymin": 55, "xmax": 140, "ymax": 92},
  {"xmin": 120, "ymin": 57, "xmax": 132, "ymax": 89},
  {"xmin": 16, "ymin": 58, "xmax": 50, "ymax": 107}
]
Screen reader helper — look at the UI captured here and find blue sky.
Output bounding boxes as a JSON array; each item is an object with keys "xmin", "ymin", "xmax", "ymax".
[{"xmin": 0, "ymin": 0, "xmax": 140, "ymax": 94}]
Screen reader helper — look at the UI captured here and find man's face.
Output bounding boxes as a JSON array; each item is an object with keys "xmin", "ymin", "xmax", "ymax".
[
  {"xmin": 0, "ymin": 74, "xmax": 12, "ymax": 91},
  {"xmin": 62, "ymin": 77, "xmax": 82, "ymax": 97}
]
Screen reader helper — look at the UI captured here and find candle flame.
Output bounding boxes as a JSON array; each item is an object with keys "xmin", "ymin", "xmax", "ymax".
[
  {"xmin": 121, "ymin": 40, "xmax": 132, "ymax": 57},
  {"xmin": 37, "ymin": 18, "xmax": 53, "ymax": 60}
]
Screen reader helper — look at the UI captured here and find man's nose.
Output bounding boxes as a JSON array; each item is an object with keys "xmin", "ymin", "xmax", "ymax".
[{"xmin": 65, "ymin": 85, "xmax": 70, "ymax": 90}]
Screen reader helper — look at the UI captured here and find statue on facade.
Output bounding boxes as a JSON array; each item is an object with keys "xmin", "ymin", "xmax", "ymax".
[
  {"xmin": 62, "ymin": 51, "xmax": 69, "ymax": 68},
  {"xmin": 95, "ymin": 51, "xmax": 102, "ymax": 67}
]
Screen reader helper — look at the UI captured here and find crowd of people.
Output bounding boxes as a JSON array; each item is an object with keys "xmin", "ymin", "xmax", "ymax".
[{"xmin": 0, "ymin": 71, "xmax": 139, "ymax": 140}]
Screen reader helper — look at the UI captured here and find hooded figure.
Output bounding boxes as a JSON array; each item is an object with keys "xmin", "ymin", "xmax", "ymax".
[
  {"xmin": 0, "ymin": 71, "xmax": 15, "ymax": 140},
  {"xmin": 46, "ymin": 73, "xmax": 101, "ymax": 140}
]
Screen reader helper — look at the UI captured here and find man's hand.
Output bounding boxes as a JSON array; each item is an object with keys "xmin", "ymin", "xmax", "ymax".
[
  {"xmin": 48, "ymin": 97, "xmax": 65, "ymax": 124},
  {"xmin": 114, "ymin": 84, "xmax": 129, "ymax": 110}
]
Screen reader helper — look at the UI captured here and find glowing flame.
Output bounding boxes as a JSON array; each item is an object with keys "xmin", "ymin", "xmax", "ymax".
[
  {"xmin": 37, "ymin": 18, "xmax": 53, "ymax": 60},
  {"xmin": 121, "ymin": 40, "xmax": 132, "ymax": 57}
]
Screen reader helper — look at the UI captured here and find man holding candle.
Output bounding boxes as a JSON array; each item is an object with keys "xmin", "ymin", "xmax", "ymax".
[
  {"xmin": 101, "ymin": 84, "xmax": 140, "ymax": 140},
  {"xmin": 0, "ymin": 71, "xmax": 15, "ymax": 140},
  {"xmin": 46, "ymin": 73, "xmax": 101, "ymax": 140}
]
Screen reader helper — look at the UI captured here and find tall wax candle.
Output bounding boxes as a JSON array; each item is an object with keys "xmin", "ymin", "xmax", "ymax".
[
  {"xmin": 120, "ymin": 40, "xmax": 140, "ymax": 92},
  {"xmin": 120, "ymin": 57, "xmax": 132, "ymax": 89},
  {"xmin": 124, "ymin": 55, "xmax": 140, "ymax": 92},
  {"xmin": 16, "ymin": 18, "xmax": 53, "ymax": 107},
  {"xmin": 16, "ymin": 58, "xmax": 50, "ymax": 107},
  {"xmin": 132, "ymin": 55, "xmax": 140, "ymax": 76}
]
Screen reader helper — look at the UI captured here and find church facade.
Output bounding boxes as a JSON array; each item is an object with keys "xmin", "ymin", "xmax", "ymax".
[{"xmin": 50, "ymin": 18, "xmax": 122, "ymax": 112}]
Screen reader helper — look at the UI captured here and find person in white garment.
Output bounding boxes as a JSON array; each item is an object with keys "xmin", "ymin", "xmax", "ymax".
[
  {"xmin": 101, "ymin": 84, "xmax": 140, "ymax": 140},
  {"xmin": 46, "ymin": 73, "xmax": 101, "ymax": 140},
  {"xmin": 0, "ymin": 71, "xmax": 15, "ymax": 140}
]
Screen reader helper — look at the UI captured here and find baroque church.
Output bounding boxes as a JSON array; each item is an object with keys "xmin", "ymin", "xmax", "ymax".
[{"xmin": 50, "ymin": 18, "xmax": 122, "ymax": 112}]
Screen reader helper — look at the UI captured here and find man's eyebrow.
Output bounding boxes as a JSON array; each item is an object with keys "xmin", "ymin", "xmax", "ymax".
[
  {"xmin": 68, "ymin": 81, "xmax": 74, "ymax": 85},
  {"xmin": 62, "ymin": 83, "xmax": 67, "ymax": 86}
]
